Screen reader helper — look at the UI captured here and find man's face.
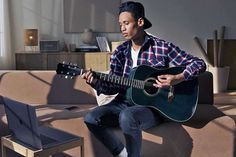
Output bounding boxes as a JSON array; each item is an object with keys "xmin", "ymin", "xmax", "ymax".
[{"xmin": 119, "ymin": 12, "xmax": 142, "ymax": 40}]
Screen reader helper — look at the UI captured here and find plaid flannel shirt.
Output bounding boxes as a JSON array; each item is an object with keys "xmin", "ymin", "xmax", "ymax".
[{"xmin": 93, "ymin": 33, "xmax": 206, "ymax": 96}]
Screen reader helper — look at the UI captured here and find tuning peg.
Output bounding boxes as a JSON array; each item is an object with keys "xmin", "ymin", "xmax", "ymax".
[
  {"xmin": 70, "ymin": 76, "xmax": 74, "ymax": 79},
  {"xmin": 65, "ymin": 75, "xmax": 68, "ymax": 79},
  {"xmin": 62, "ymin": 61, "xmax": 65, "ymax": 64}
]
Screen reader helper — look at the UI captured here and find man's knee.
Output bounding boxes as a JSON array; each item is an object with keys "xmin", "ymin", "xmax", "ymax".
[
  {"xmin": 119, "ymin": 110, "xmax": 138, "ymax": 132},
  {"xmin": 84, "ymin": 112, "xmax": 98, "ymax": 125}
]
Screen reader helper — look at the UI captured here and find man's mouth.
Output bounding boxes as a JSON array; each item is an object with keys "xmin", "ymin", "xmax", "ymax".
[{"xmin": 122, "ymin": 33, "xmax": 128, "ymax": 37}]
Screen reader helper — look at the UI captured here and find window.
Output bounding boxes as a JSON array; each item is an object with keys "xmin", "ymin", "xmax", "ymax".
[{"xmin": 0, "ymin": 0, "xmax": 4, "ymax": 56}]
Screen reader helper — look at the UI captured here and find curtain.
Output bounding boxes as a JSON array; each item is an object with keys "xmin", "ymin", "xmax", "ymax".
[{"xmin": 0, "ymin": 0, "xmax": 13, "ymax": 70}]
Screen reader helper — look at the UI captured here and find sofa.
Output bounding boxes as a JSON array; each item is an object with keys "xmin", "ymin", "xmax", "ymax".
[{"xmin": 0, "ymin": 70, "xmax": 235, "ymax": 157}]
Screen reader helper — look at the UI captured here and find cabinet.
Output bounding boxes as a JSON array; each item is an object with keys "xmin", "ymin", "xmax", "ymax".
[{"xmin": 15, "ymin": 52, "xmax": 111, "ymax": 71}]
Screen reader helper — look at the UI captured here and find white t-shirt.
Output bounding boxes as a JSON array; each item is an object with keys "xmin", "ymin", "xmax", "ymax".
[{"xmin": 131, "ymin": 47, "xmax": 140, "ymax": 68}]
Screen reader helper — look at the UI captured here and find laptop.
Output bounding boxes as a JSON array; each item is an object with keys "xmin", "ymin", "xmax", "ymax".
[{"xmin": 3, "ymin": 97, "xmax": 80, "ymax": 150}]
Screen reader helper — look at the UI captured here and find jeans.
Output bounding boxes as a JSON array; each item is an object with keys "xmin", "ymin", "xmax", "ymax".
[{"xmin": 84, "ymin": 99, "xmax": 163, "ymax": 157}]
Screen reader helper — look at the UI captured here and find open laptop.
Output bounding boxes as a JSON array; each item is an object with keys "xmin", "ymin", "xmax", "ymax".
[{"xmin": 3, "ymin": 97, "xmax": 80, "ymax": 150}]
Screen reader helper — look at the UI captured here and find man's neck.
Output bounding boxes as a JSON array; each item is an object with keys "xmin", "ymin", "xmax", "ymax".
[{"xmin": 131, "ymin": 31, "xmax": 145, "ymax": 51}]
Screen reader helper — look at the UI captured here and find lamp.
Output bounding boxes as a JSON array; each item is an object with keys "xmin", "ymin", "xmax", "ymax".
[{"xmin": 24, "ymin": 29, "xmax": 38, "ymax": 51}]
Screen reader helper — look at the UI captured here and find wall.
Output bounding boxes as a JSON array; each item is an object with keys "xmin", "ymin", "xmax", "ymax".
[
  {"xmin": 141, "ymin": 0, "xmax": 236, "ymax": 58},
  {"xmin": 9, "ymin": 0, "xmax": 122, "ymax": 53},
  {"xmin": 10, "ymin": 0, "xmax": 236, "ymax": 60}
]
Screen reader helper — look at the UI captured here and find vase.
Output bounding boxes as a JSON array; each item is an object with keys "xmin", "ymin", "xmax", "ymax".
[
  {"xmin": 82, "ymin": 28, "xmax": 94, "ymax": 45},
  {"xmin": 208, "ymin": 66, "xmax": 230, "ymax": 93}
]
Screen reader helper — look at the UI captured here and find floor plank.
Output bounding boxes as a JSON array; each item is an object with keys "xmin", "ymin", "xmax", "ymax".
[{"xmin": 214, "ymin": 91, "xmax": 236, "ymax": 121}]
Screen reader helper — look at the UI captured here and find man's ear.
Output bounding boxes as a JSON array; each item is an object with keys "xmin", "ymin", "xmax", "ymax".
[{"xmin": 137, "ymin": 18, "xmax": 145, "ymax": 27}]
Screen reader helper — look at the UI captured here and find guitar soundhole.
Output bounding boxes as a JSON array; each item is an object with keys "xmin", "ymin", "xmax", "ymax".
[{"xmin": 144, "ymin": 78, "xmax": 158, "ymax": 96}]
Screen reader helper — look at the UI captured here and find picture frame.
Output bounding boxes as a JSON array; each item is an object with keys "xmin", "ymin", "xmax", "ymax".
[{"xmin": 96, "ymin": 37, "xmax": 111, "ymax": 52}]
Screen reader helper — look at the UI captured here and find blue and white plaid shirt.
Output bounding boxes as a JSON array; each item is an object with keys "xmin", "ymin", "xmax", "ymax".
[{"xmin": 93, "ymin": 32, "xmax": 206, "ymax": 96}]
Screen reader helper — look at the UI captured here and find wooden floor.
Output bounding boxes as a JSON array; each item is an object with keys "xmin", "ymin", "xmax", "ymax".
[{"xmin": 214, "ymin": 91, "xmax": 236, "ymax": 121}]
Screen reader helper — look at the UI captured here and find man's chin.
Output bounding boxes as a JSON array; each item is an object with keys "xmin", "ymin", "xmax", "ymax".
[{"xmin": 123, "ymin": 36, "xmax": 131, "ymax": 40}]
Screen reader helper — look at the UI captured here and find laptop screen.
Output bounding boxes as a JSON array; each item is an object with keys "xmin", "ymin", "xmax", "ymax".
[{"xmin": 3, "ymin": 97, "xmax": 43, "ymax": 149}]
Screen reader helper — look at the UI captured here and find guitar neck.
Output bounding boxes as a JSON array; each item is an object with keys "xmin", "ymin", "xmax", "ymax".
[
  {"xmin": 56, "ymin": 63, "xmax": 151, "ymax": 90},
  {"xmin": 82, "ymin": 69, "xmax": 146, "ymax": 89}
]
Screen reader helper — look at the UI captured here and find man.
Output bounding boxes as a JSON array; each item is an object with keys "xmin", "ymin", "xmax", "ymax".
[{"xmin": 82, "ymin": 1, "xmax": 206, "ymax": 157}]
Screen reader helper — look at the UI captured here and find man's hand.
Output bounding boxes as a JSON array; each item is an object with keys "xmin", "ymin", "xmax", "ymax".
[
  {"xmin": 153, "ymin": 73, "xmax": 185, "ymax": 88},
  {"xmin": 81, "ymin": 69, "xmax": 97, "ymax": 84}
]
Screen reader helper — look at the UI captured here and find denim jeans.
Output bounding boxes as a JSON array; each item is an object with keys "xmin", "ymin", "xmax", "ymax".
[{"xmin": 84, "ymin": 99, "xmax": 163, "ymax": 157}]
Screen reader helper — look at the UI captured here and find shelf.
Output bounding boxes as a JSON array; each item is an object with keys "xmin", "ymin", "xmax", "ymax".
[{"xmin": 16, "ymin": 52, "xmax": 111, "ymax": 71}]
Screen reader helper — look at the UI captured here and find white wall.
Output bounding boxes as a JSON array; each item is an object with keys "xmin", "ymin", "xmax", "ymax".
[
  {"xmin": 10, "ymin": 0, "xmax": 236, "ymax": 60},
  {"xmin": 140, "ymin": 0, "xmax": 236, "ymax": 58},
  {"xmin": 10, "ymin": 0, "xmax": 66, "ymax": 52},
  {"xmin": 10, "ymin": 0, "xmax": 122, "ymax": 53}
]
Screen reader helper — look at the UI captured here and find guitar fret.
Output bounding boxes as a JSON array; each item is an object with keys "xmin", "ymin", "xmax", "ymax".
[
  {"xmin": 137, "ymin": 80, "xmax": 142, "ymax": 89},
  {"xmin": 111, "ymin": 75, "xmax": 114, "ymax": 82},
  {"xmin": 129, "ymin": 79, "xmax": 132, "ymax": 86},
  {"xmin": 100, "ymin": 73, "xmax": 105, "ymax": 81},
  {"xmin": 121, "ymin": 77, "xmax": 125, "ymax": 86},
  {"xmin": 110, "ymin": 75, "xmax": 113, "ymax": 82},
  {"xmin": 125, "ymin": 78, "xmax": 129, "ymax": 86},
  {"xmin": 132, "ymin": 79, "xmax": 135, "ymax": 87},
  {"xmin": 130, "ymin": 79, "xmax": 134, "ymax": 87},
  {"xmin": 142, "ymin": 81, "xmax": 145, "ymax": 88},
  {"xmin": 120, "ymin": 77, "xmax": 123, "ymax": 85},
  {"xmin": 139, "ymin": 80, "xmax": 143, "ymax": 89},
  {"xmin": 123, "ymin": 78, "xmax": 126, "ymax": 86},
  {"xmin": 116, "ymin": 76, "xmax": 120, "ymax": 84},
  {"xmin": 128, "ymin": 79, "xmax": 131, "ymax": 86},
  {"xmin": 137, "ymin": 80, "xmax": 141, "ymax": 89},
  {"xmin": 138, "ymin": 80, "xmax": 142, "ymax": 89},
  {"xmin": 137, "ymin": 80, "xmax": 141, "ymax": 88},
  {"xmin": 137, "ymin": 81, "xmax": 140, "ymax": 89},
  {"xmin": 116, "ymin": 76, "xmax": 119, "ymax": 84},
  {"xmin": 103, "ymin": 74, "xmax": 106, "ymax": 81},
  {"xmin": 132, "ymin": 80, "xmax": 135, "ymax": 88},
  {"xmin": 134, "ymin": 80, "xmax": 137, "ymax": 88}
]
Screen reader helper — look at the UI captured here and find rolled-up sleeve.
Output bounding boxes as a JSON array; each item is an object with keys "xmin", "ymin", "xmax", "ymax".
[{"xmin": 167, "ymin": 42, "xmax": 206, "ymax": 80}]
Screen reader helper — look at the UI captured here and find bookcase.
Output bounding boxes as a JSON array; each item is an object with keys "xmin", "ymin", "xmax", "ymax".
[{"xmin": 15, "ymin": 52, "xmax": 111, "ymax": 71}]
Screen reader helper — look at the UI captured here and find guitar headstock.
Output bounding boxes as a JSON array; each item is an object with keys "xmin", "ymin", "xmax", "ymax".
[{"xmin": 56, "ymin": 62, "xmax": 82, "ymax": 79}]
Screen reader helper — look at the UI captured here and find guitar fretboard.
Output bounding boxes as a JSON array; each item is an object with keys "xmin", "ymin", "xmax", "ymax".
[
  {"xmin": 57, "ymin": 63, "xmax": 154, "ymax": 90},
  {"xmin": 96, "ymin": 72, "xmax": 145, "ymax": 89}
]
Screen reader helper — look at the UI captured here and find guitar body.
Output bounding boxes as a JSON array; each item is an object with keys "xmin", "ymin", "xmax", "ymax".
[{"xmin": 126, "ymin": 65, "xmax": 199, "ymax": 122}]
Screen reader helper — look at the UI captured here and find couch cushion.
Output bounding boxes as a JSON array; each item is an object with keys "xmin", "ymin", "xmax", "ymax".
[
  {"xmin": 0, "ymin": 71, "xmax": 97, "ymax": 105},
  {"xmin": 198, "ymin": 71, "xmax": 213, "ymax": 104}
]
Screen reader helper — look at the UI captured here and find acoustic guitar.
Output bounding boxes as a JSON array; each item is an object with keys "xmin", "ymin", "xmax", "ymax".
[{"xmin": 56, "ymin": 63, "xmax": 199, "ymax": 122}]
